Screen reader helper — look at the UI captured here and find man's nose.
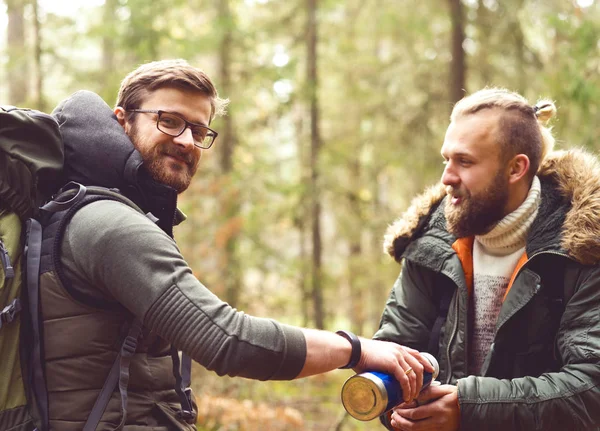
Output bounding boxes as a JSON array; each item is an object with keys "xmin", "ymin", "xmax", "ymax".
[
  {"xmin": 441, "ymin": 162, "xmax": 459, "ymax": 186},
  {"xmin": 173, "ymin": 127, "xmax": 196, "ymax": 150}
]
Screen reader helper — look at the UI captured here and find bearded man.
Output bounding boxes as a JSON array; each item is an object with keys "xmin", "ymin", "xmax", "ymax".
[{"xmin": 373, "ymin": 88, "xmax": 600, "ymax": 431}]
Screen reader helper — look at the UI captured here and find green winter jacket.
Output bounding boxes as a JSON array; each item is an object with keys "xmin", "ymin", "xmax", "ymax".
[{"xmin": 374, "ymin": 149, "xmax": 600, "ymax": 430}]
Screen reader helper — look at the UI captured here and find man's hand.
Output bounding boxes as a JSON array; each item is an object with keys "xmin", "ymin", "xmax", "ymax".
[
  {"xmin": 389, "ymin": 384, "xmax": 460, "ymax": 431},
  {"xmin": 356, "ymin": 339, "xmax": 435, "ymax": 403},
  {"xmin": 298, "ymin": 330, "xmax": 433, "ymax": 403}
]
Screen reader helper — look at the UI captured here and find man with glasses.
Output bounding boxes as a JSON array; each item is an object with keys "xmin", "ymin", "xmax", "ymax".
[{"xmin": 37, "ymin": 59, "xmax": 432, "ymax": 430}]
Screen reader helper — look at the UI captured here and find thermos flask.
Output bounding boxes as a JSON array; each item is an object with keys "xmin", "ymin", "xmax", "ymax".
[{"xmin": 340, "ymin": 352, "xmax": 439, "ymax": 421}]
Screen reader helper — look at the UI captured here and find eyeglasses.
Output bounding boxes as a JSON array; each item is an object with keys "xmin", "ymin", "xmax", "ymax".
[{"xmin": 126, "ymin": 109, "xmax": 218, "ymax": 149}]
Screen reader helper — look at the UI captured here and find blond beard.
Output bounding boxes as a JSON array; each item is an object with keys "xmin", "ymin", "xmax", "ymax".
[{"xmin": 444, "ymin": 169, "xmax": 509, "ymax": 238}]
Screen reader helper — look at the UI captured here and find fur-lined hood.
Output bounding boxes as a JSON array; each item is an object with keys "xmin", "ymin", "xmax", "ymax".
[{"xmin": 384, "ymin": 148, "xmax": 600, "ymax": 266}]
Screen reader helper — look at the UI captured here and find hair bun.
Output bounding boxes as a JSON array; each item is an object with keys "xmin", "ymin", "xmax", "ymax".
[{"xmin": 533, "ymin": 100, "xmax": 556, "ymax": 124}]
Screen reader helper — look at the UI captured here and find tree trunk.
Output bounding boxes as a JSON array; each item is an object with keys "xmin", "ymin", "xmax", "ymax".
[
  {"xmin": 348, "ymin": 237, "xmax": 364, "ymax": 335},
  {"xmin": 512, "ymin": 0, "xmax": 527, "ymax": 94},
  {"xmin": 6, "ymin": 0, "xmax": 28, "ymax": 106},
  {"xmin": 347, "ymin": 160, "xmax": 365, "ymax": 335},
  {"xmin": 476, "ymin": 0, "xmax": 492, "ymax": 86},
  {"xmin": 448, "ymin": 0, "xmax": 466, "ymax": 105},
  {"xmin": 347, "ymin": 159, "xmax": 365, "ymax": 335},
  {"xmin": 32, "ymin": 0, "xmax": 45, "ymax": 111},
  {"xmin": 102, "ymin": 0, "xmax": 118, "ymax": 73},
  {"xmin": 218, "ymin": 0, "xmax": 241, "ymax": 308},
  {"xmin": 306, "ymin": 0, "xmax": 324, "ymax": 329},
  {"xmin": 345, "ymin": 2, "xmax": 366, "ymax": 336},
  {"xmin": 294, "ymin": 110, "xmax": 310, "ymax": 327}
]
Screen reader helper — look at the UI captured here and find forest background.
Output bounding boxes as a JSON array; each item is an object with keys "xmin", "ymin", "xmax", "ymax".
[{"xmin": 2, "ymin": 0, "xmax": 599, "ymax": 429}]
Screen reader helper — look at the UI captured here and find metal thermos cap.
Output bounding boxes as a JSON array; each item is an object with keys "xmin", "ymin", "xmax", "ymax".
[
  {"xmin": 421, "ymin": 352, "xmax": 440, "ymax": 380},
  {"xmin": 340, "ymin": 372, "xmax": 388, "ymax": 421}
]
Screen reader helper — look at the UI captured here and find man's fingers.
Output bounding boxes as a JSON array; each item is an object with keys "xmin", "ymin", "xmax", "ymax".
[
  {"xmin": 416, "ymin": 384, "xmax": 457, "ymax": 405},
  {"xmin": 404, "ymin": 354, "xmax": 425, "ymax": 399},
  {"xmin": 392, "ymin": 403, "xmax": 432, "ymax": 421},
  {"xmin": 395, "ymin": 356, "xmax": 414, "ymax": 403},
  {"xmin": 409, "ymin": 350, "xmax": 435, "ymax": 373},
  {"xmin": 405, "ymin": 364, "xmax": 418, "ymax": 400}
]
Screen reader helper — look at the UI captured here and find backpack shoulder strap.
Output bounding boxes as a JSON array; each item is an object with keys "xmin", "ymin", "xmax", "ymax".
[
  {"xmin": 22, "ymin": 183, "xmax": 143, "ymax": 431},
  {"xmin": 44, "ymin": 183, "xmax": 194, "ymax": 429},
  {"xmin": 24, "ymin": 217, "xmax": 49, "ymax": 430},
  {"xmin": 171, "ymin": 348, "xmax": 195, "ymax": 423},
  {"xmin": 45, "ymin": 184, "xmax": 143, "ymax": 310},
  {"xmin": 83, "ymin": 318, "xmax": 143, "ymax": 431}
]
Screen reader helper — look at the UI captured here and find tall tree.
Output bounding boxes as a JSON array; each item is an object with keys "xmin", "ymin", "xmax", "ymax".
[
  {"xmin": 31, "ymin": 0, "xmax": 44, "ymax": 111},
  {"xmin": 449, "ymin": 0, "xmax": 466, "ymax": 105},
  {"xmin": 475, "ymin": 0, "xmax": 494, "ymax": 86},
  {"xmin": 6, "ymin": 0, "xmax": 28, "ymax": 106},
  {"xmin": 306, "ymin": 0, "xmax": 324, "ymax": 329},
  {"xmin": 217, "ymin": 0, "xmax": 242, "ymax": 307},
  {"xmin": 102, "ymin": 0, "xmax": 118, "ymax": 74}
]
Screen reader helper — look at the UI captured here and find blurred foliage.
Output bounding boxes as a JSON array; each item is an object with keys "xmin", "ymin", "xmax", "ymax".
[{"xmin": 1, "ymin": 0, "xmax": 599, "ymax": 429}]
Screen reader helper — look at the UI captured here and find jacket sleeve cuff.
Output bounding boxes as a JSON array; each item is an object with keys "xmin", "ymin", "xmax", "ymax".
[{"xmin": 275, "ymin": 323, "xmax": 307, "ymax": 380}]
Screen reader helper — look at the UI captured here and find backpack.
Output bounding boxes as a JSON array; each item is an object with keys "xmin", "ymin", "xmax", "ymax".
[
  {"xmin": 0, "ymin": 106, "xmax": 194, "ymax": 430},
  {"xmin": 0, "ymin": 105, "xmax": 63, "ymax": 430}
]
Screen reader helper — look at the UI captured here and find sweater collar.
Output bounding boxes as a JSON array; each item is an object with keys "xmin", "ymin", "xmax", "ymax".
[{"xmin": 475, "ymin": 176, "xmax": 541, "ymax": 255}]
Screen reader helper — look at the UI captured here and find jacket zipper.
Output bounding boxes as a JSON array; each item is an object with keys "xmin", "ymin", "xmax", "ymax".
[
  {"xmin": 442, "ymin": 250, "xmax": 570, "ymax": 383},
  {"xmin": 0, "ymin": 239, "xmax": 15, "ymax": 279},
  {"xmin": 445, "ymin": 290, "xmax": 460, "ymax": 384}
]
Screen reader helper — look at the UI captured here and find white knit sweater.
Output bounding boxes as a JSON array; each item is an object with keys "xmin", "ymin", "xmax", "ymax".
[{"xmin": 468, "ymin": 176, "xmax": 541, "ymax": 375}]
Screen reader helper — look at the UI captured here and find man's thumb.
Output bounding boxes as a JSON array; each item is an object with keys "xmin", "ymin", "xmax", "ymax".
[{"xmin": 416, "ymin": 383, "xmax": 452, "ymax": 404}]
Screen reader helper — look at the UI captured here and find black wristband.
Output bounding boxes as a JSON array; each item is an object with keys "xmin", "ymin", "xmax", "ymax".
[{"xmin": 336, "ymin": 330, "xmax": 361, "ymax": 369}]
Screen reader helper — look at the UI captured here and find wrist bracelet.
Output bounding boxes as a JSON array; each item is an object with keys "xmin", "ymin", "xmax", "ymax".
[{"xmin": 336, "ymin": 330, "xmax": 361, "ymax": 369}]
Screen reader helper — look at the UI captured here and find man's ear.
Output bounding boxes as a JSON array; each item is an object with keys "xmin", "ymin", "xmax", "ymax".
[
  {"xmin": 114, "ymin": 107, "xmax": 127, "ymax": 130},
  {"xmin": 508, "ymin": 154, "xmax": 530, "ymax": 184}
]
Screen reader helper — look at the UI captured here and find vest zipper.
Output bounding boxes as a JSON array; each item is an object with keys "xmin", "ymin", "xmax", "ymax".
[{"xmin": 0, "ymin": 239, "xmax": 15, "ymax": 279}]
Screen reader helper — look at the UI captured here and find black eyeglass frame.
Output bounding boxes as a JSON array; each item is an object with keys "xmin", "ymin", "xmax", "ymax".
[{"xmin": 126, "ymin": 109, "xmax": 218, "ymax": 149}]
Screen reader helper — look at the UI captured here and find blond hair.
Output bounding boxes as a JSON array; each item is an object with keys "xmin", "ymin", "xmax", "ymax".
[
  {"xmin": 451, "ymin": 88, "xmax": 556, "ymax": 178},
  {"xmin": 116, "ymin": 59, "xmax": 229, "ymax": 122}
]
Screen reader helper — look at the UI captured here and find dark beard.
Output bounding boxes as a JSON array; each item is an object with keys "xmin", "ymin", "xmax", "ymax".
[{"xmin": 444, "ymin": 170, "xmax": 509, "ymax": 238}]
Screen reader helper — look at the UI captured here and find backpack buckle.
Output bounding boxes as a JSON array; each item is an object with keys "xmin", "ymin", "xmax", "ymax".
[
  {"xmin": 0, "ymin": 298, "xmax": 21, "ymax": 328},
  {"xmin": 121, "ymin": 334, "xmax": 138, "ymax": 357},
  {"xmin": 0, "ymin": 239, "xmax": 15, "ymax": 279},
  {"xmin": 177, "ymin": 387, "xmax": 196, "ymax": 423}
]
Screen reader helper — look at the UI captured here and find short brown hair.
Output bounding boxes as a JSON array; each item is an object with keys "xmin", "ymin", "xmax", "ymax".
[
  {"xmin": 451, "ymin": 88, "xmax": 556, "ymax": 180},
  {"xmin": 116, "ymin": 59, "xmax": 228, "ymax": 121}
]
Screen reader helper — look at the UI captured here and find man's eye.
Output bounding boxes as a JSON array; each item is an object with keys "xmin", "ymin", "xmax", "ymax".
[
  {"xmin": 460, "ymin": 159, "xmax": 472, "ymax": 166},
  {"xmin": 191, "ymin": 128, "xmax": 207, "ymax": 139},
  {"xmin": 159, "ymin": 116, "xmax": 180, "ymax": 129}
]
